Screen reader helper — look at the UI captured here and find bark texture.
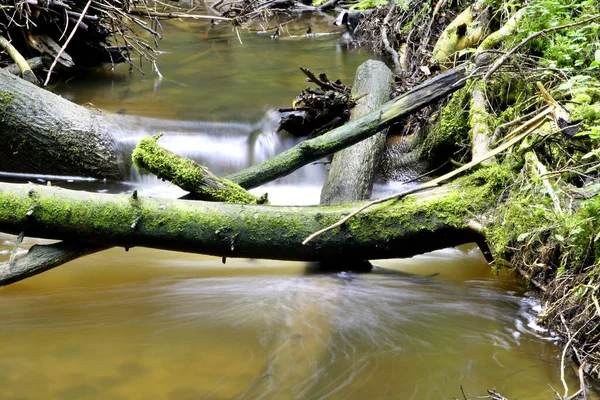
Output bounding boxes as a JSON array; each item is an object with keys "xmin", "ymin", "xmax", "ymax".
[
  {"xmin": 0, "ymin": 180, "xmax": 493, "ymax": 263},
  {"xmin": 0, "ymin": 241, "xmax": 107, "ymax": 285},
  {"xmin": 0, "ymin": 68, "xmax": 124, "ymax": 180},
  {"xmin": 320, "ymin": 60, "xmax": 394, "ymax": 205}
]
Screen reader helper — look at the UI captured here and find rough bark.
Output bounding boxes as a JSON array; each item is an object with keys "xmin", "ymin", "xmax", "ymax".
[
  {"xmin": 320, "ymin": 60, "xmax": 394, "ymax": 204},
  {"xmin": 132, "ymin": 134, "xmax": 267, "ymax": 204},
  {"xmin": 0, "ymin": 179, "xmax": 494, "ymax": 269},
  {"xmin": 0, "ymin": 68, "xmax": 124, "ymax": 180},
  {"xmin": 228, "ymin": 64, "xmax": 467, "ymax": 189}
]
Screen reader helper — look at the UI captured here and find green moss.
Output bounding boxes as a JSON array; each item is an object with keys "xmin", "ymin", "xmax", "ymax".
[
  {"xmin": 0, "ymin": 90, "xmax": 15, "ymax": 110},
  {"xmin": 570, "ymin": 102, "xmax": 600, "ymax": 125},
  {"xmin": 344, "ymin": 163, "xmax": 512, "ymax": 243},
  {"xmin": 420, "ymin": 87, "xmax": 471, "ymax": 162},
  {"xmin": 132, "ymin": 134, "xmax": 263, "ymax": 204}
]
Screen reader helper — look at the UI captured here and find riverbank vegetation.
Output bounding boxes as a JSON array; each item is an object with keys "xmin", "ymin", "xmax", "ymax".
[{"xmin": 1, "ymin": 0, "xmax": 600, "ymax": 396}]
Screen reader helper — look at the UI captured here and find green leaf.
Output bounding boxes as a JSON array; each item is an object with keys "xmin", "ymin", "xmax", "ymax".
[
  {"xmin": 555, "ymin": 234, "xmax": 565, "ymax": 242},
  {"xmin": 595, "ymin": 49, "xmax": 600, "ymax": 64}
]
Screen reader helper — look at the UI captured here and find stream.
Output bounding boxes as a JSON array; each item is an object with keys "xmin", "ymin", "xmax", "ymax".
[{"xmin": 0, "ymin": 10, "xmax": 593, "ymax": 400}]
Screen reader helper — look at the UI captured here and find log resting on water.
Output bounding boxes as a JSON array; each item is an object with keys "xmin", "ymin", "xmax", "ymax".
[
  {"xmin": 0, "ymin": 166, "xmax": 503, "ymax": 284},
  {"xmin": 0, "ymin": 68, "xmax": 124, "ymax": 180}
]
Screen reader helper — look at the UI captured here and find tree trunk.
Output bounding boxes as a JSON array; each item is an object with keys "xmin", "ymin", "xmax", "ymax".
[
  {"xmin": 0, "ymin": 179, "xmax": 494, "ymax": 264},
  {"xmin": 320, "ymin": 60, "xmax": 394, "ymax": 204},
  {"xmin": 0, "ymin": 69, "xmax": 125, "ymax": 180}
]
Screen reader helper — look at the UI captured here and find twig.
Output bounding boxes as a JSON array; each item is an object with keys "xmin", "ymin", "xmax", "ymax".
[
  {"xmin": 381, "ymin": 5, "xmax": 401, "ymax": 74},
  {"xmin": 483, "ymin": 14, "xmax": 600, "ymax": 80},
  {"xmin": 235, "ymin": 25, "xmax": 243, "ymax": 44},
  {"xmin": 43, "ymin": 0, "xmax": 92, "ymax": 86},
  {"xmin": 299, "ymin": 66, "xmax": 337, "ymax": 91},
  {"xmin": 130, "ymin": 9, "xmax": 231, "ymax": 20}
]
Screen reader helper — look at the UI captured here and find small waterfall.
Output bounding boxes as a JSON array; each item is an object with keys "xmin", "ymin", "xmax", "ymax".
[{"xmin": 114, "ymin": 111, "xmax": 327, "ymax": 204}]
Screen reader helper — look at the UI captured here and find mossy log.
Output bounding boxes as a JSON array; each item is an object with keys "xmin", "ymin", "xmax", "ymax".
[
  {"xmin": 227, "ymin": 64, "xmax": 467, "ymax": 189},
  {"xmin": 320, "ymin": 60, "xmax": 394, "ymax": 205},
  {"xmin": 0, "ymin": 167, "xmax": 503, "ymax": 272},
  {"xmin": 0, "ymin": 68, "xmax": 124, "ymax": 180},
  {"xmin": 132, "ymin": 134, "xmax": 266, "ymax": 204}
]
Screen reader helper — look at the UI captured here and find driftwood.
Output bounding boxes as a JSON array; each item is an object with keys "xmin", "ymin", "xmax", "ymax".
[{"xmin": 320, "ymin": 60, "xmax": 394, "ymax": 204}]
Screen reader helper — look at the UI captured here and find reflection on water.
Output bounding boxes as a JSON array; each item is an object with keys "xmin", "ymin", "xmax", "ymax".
[
  {"xmin": 52, "ymin": 13, "xmax": 370, "ymax": 122},
  {"xmin": 0, "ymin": 239, "xmax": 588, "ymax": 400}
]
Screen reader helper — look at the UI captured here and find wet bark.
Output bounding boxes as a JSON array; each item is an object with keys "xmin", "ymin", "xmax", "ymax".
[
  {"xmin": 0, "ymin": 181, "xmax": 488, "ymax": 270},
  {"xmin": 320, "ymin": 60, "xmax": 394, "ymax": 205},
  {"xmin": 0, "ymin": 241, "xmax": 108, "ymax": 286},
  {"xmin": 0, "ymin": 68, "xmax": 124, "ymax": 180}
]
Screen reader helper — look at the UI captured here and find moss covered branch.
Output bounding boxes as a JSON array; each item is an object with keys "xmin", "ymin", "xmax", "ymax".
[
  {"xmin": 0, "ymin": 166, "xmax": 507, "ymax": 272},
  {"xmin": 132, "ymin": 134, "xmax": 267, "ymax": 204},
  {"xmin": 227, "ymin": 65, "xmax": 468, "ymax": 189}
]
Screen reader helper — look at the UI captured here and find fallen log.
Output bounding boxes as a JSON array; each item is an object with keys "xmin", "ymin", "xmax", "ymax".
[
  {"xmin": 320, "ymin": 60, "xmax": 394, "ymax": 204},
  {"xmin": 0, "ymin": 166, "xmax": 503, "ymax": 277},
  {"xmin": 0, "ymin": 68, "xmax": 124, "ymax": 180},
  {"xmin": 0, "ymin": 63, "xmax": 466, "ymax": 185}
]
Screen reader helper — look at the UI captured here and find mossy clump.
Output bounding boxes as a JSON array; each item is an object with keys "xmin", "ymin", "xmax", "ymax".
[
  {"xmin": 420, "ymin": 87, "xmax": 471, "ymax": 163},
  {"xmin": 0, "ymin": 91, "xmax": 15, "ymax": 109},
  {"xmin": 132, "ymin": 134, "xmax": 265, "ymax": 204}
]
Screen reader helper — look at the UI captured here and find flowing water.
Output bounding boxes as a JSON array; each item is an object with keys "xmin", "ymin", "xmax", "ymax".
[{"xmin": 0, "ymin": 9, "xmax": 593, "ymax": 400}]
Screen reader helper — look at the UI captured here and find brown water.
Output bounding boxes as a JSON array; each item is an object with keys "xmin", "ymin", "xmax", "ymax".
[{"xmin": 0, "ymin": 9, "xmax": 593, "ymax": 400}]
